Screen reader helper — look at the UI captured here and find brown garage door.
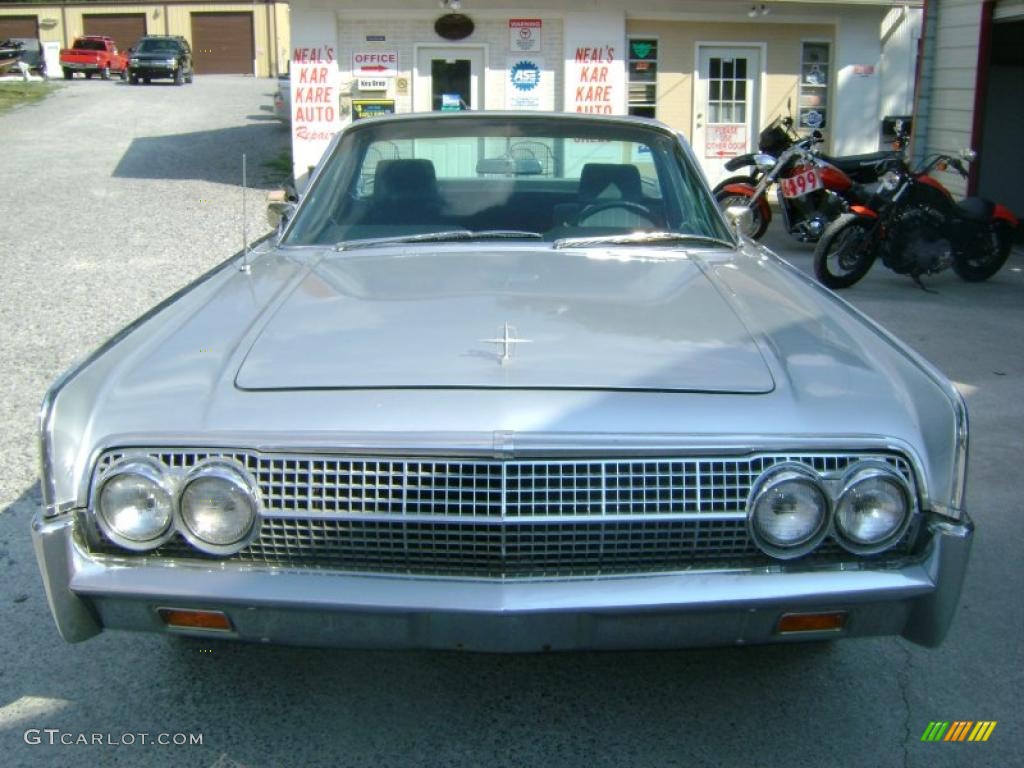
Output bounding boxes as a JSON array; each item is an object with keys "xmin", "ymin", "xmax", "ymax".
[
  {"xmin": 0, "ymin": 16, "xmax": 39, "ymax": 41},
  {"xmin": 83, "ymin": 14, "xmax": 147, "ymax": 55},
  {"xmin": 191, "ymin": 12, "xmax": 253, "ymax": 74}
]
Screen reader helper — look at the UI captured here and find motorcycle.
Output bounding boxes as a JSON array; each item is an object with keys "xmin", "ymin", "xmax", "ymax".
[
  {"xmin": 812, "ymin": 150, "xmax": 1019, "ymax": 289},
  {"xmin": 714, "ymin": 117, "xmax": 906, "ymax": 242}
]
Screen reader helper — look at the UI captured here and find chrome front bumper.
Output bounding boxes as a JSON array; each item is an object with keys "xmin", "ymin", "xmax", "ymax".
[{"xmin": 32, "ymin": 511, "xmax": 973, "ymax": 650}]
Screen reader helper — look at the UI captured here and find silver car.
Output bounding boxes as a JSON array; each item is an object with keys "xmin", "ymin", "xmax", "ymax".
[{"xmin": 33, "ymin": 112, "xmax": 971, "ymax": 650}]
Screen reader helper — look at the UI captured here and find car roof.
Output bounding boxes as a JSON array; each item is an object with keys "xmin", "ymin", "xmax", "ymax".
[{"xmin": 342, "ymin": 110, "xmax": 674, "ymax": 131}]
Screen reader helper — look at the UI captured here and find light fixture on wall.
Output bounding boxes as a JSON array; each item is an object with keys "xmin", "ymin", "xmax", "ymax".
[
  {"xmin": 748, "ymin": 3, "xmax": 769, "ymax": 17},
  {"xmin": 439, "ymin": 0, "xmax": 462, "ymax": 11}
]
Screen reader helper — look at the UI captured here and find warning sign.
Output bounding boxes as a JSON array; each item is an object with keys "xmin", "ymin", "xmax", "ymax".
[{"xmin": 509, "ymin": 19, "xmax": 541, "ymax": 52}]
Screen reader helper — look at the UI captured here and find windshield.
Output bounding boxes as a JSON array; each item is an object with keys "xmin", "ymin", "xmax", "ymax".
[
  {"xmin": 284, "ymin": 115, "xmax": 731, "ymax": 246},
  {"xmin": 74, "ymin": 39, "xmax": 108, "ymax": 51},
  {"xmin": 136, "ymin": 39, "xmax": 180, "ymax": 54}
]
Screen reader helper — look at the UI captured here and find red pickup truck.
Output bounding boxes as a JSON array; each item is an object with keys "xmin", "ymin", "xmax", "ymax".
[{"xmin": 60, "ymin": 36, "xmax": 129, "ymax": 80}]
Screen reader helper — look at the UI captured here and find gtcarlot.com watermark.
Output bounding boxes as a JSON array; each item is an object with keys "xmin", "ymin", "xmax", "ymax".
[{"xmin": 24, "ymin": 729, "xmax": 203, "ymax": 747}]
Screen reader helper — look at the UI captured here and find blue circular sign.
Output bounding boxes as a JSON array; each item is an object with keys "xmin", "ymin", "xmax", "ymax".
[{"xmin": 510, "ymin": 60, "xmax": 540, "ymax": 92}]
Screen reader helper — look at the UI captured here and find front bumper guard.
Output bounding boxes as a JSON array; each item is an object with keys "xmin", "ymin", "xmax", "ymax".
[{"xmin": 32, "ymin": 511, "xmax": 973, "ymax": 650}]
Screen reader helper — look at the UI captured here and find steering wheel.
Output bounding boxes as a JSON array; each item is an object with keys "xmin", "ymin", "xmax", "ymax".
[{"xmin": 574, "ymin": 200, "xmax": 658, "ymax": 227}]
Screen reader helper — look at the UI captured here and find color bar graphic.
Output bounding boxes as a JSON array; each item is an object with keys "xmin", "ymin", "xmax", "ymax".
[{"xmin": 921, "ymin": 721, "xmax": 996, "ymax": 742}]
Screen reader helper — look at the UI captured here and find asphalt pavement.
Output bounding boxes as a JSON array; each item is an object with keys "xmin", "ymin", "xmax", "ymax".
[{"xmin": 0, "ymin": 77, "xmax": 1021, "ymax": 768}]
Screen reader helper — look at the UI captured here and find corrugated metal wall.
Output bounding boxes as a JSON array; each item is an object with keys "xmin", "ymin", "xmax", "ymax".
[{"xmin": 915, "ymin": 0, "xmax": 983, "ymax": 197}]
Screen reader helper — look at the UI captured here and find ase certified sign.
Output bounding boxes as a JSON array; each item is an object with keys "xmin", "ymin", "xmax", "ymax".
[{"xmin": 352, "ymin": 51, "xmax": 398, "ymax": 78}]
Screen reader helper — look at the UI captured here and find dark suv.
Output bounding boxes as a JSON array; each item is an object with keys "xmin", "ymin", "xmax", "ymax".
[{"xmin": 127, "ymin": 36, "xmax": 193, "ymax": 85}]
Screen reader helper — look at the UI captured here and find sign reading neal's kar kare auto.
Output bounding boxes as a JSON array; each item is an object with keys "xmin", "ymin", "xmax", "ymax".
[
  {"xmin": 563, "ymin": 15, "xmax": 625, "ymax": 115},
  {"xmin": 291, "ymin": 47, "xmax": 340, "ymax": 146}
]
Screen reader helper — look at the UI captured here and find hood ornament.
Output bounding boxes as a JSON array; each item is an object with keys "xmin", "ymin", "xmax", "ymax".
[{"xmin": 481, "ymin": 322, "xmax": 532, "ymax": 365}]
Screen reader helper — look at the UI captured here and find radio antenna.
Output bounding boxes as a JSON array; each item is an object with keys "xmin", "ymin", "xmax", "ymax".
[{"xmin": 240, "ymin": 153, "xmax": 252, "ymax": 273}]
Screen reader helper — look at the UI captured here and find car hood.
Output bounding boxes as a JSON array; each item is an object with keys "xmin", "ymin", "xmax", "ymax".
[{"xmin": 233, "ymin": 247, "xmax": 774, "ymax": 393}]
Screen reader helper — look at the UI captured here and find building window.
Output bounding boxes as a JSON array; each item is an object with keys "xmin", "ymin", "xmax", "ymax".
[
  {"xmin": 628, "ymin": 38, "xmax": 658, "ymax": 118},
  {"xmin": 798, "ymin": 41, "xmax": 830, "ymax": 131}
]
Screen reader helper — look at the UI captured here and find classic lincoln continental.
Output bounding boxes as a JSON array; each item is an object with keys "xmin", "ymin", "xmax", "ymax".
[{"xmin": 33, "ymin": 113, "xmax": 971, "ymax": 650}]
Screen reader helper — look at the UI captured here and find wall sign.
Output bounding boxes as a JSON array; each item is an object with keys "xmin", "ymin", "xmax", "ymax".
[
  {"xmin": 352, "ymin": 51, "xmax": 398, "ymax": 78},
  {"xmin": 509, "ymin": 19, "xmax": 541, "ymax": 52},
  {"xmin": 505, "ymin": 57, "xmax": 553, "ymax": 111},
  {"xmin": 705, "ymin": 124, "xmax": 747, "ymax": 158},
  {"xmin": 506, "ymin": 58, "xmax": 541, "ymax": 110},
  {"xmin": 564, "ymin": 15, "xmax": 625, "ymax": 115},
  {"xmin": 292, "ymin": 57, "xmax": 340, "ymax": 147},
  {"xmin": 435, "ymin": 14, "xmax": 475, "ymax": 41},
  {"xmin": 352, "ymin": 99, "xmax": 395, "ymax": 120},
  {"xmin": 357, "ymin": 77, "xmax": 388, "ymax": 91}
]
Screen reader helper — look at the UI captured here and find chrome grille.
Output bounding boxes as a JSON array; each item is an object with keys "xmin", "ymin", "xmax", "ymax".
[{"xmin": 91, "ymin": 449, "xmax": 917, "ymax": 577}]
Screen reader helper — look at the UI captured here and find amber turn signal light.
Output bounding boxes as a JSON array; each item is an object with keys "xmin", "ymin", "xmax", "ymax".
[
  {"xmin": 776, "ymin": 611, "xmax": 847, "ymax": 634},
  {"xmin": 158, "ymin": 608, "xmax": 233, "ymax": 631}
]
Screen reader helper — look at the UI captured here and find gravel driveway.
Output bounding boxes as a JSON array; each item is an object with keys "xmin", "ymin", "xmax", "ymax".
[{"xmin": 1, "ymin": 78, "xmax": 1021, "ymax": 768}]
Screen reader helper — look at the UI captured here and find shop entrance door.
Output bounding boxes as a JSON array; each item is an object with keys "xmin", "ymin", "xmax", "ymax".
[
  {"xmin": 414, "ymin": 46, "xmax": 485, "ymax": 112},
  {"xmin": 694, "ymin": 45, "xmax": 762, "ymax": 184}
]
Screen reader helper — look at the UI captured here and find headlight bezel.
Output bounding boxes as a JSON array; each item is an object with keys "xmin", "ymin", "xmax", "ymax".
[
  {"xmin": 93, "ymin": 458, "xmax": 176, "ymax": 551},
  {"xmin": 175, "ymin": 459, "xmax": 262, "ymax": 556},
  {"xmin": 746, "ymin": 462, "xmax": 832, "ymax": 560},
  {"xmin": 833, "ymin": 462, "xmax": 914, "ymax": 555}
]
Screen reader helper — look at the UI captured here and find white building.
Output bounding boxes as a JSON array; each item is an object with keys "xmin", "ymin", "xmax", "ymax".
[
  {"xmin": 913, "ymin": 0, "xmax": 1024, "ymax": 220},
  {"xmin": 286, "ymin": 0, "xmax": 922, "ymax": 185}
]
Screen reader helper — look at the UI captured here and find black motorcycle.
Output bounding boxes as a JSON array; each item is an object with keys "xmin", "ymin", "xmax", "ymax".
[
  {"xmin": 714, "ymin": 116, "xmax": 906, "ymax": 242},
  {"xmin": 813, "ymin": 151, "xmax": 1019, "ymax": 289}
]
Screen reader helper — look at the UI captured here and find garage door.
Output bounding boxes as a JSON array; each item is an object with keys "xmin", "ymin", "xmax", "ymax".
[
  {"xmin": 191, "ymin": 12, "xmax": 253, "ymax": 74},
  {"xmin": 0, "ymin": 16, "xmax": 38, "ymax": 41},
  {"xmin": 83, "ymin": 14, "xmax": 147, "ymax": 55}
]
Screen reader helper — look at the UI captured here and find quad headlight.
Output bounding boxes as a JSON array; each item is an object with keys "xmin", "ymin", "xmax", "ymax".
[
  {"xmin": 95, "ymin": 459, "xmax": 174, "ymax": 551},
  {"xmin": 834, "ymin": 464, "xmax": 912, "ymax": 554},
  {"xmin": 747, "ymin": 459, "xmax": 916, "ymax": 560},
  {"xmin": 747, "ymin": 464, "xmax": 831, "ymax": 559},
  {"xmin": 177, "ymin": 460, "xmax": 261, "ymax": 555},
  {"xmin": 93, "ymin": 457, "xmax": 261, "ymax": 556}
]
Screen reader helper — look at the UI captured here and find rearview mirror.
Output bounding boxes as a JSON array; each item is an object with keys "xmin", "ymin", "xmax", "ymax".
[
  {"xmin": 475, "ymin": 156, "xmax": 543, "ymax": 176},
  {"xmin": 267, "ymin": 189, "xmax": 297, "ymax": 231},
  {"xmin": 724, "ymin": 205, "xmax": 753, "ymax": 236}
]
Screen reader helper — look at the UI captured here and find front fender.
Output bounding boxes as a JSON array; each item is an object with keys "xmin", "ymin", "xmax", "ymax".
[
  {"xmin": 848, "ymin": 205, "xmax": 879, "ymax": 219},
  {"xmin": 716, "ymin": 182, "xmax": 772, "ymax": 225},
  {"xmin": 992, "ymin": 203, "xmax": 1019, "ymax": 228}
]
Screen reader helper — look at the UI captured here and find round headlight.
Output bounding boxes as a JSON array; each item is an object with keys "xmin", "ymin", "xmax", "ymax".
[
  {"xmin": 178, "ymin": 460, "xmax": 260, "ymax": 555},
  {"xmin": 95, "ymin": 460, "xmax": 174, "ymax": 551},
  {"xmin": 835, "ymin": 464, "xmax": 912, "ymax": 553},
  {"xmin": 748, "ymin": 464, "xmax": 830, "ymax": 559}
]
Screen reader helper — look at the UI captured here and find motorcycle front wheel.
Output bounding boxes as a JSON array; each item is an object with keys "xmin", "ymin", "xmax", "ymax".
[
  {"xmin": 714, "ymin": 192, "xmax": 769, "ymax": 239},
  {"xmin": 952, "ymin": 221, "xmax": 1014, "ymax": 282},
  {"xmin": 813, "ymin": 213, "xmax": 878, "ymax": 289}
]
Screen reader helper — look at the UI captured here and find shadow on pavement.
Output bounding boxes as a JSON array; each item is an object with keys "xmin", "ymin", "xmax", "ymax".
[{"xmin": 112, "ymin": 122, "xmax": 287, "ymax": 188}]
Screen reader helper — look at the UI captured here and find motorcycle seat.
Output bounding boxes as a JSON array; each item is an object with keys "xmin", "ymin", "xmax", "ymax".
[
  {"xmin": 956, "ymin": 197, "xmax": 994, "ymax": 222},
  {"xmin": 819, "ymin": 151, "xmax": 899, "ymax": 182}
]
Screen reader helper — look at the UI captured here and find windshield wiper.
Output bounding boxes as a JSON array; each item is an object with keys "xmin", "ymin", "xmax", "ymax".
[
  {"xmin": 553, "ymin": 231, "xmax": 734, "ymax": 250},
  {"xmin": 337, "ymin": 230, "xmax": 543, "ymax": 251}
]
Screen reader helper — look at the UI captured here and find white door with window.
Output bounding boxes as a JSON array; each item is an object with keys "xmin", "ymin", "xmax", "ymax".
[
  {"xmin": 413, "ymin": 47, "xmax": 486, "ymax": 177},
  {"xmin": 414, "ymin": 47, "xmax": 485, "ymax": 113},
  {"xmin": 694, "ymin": 46, "xmax": 762, "ymax": 185}
]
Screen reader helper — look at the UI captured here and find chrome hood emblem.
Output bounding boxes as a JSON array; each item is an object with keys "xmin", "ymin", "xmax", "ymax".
[{"xmin": 481, "ymin": 322, "xmax": 532, "ymax": 365}]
